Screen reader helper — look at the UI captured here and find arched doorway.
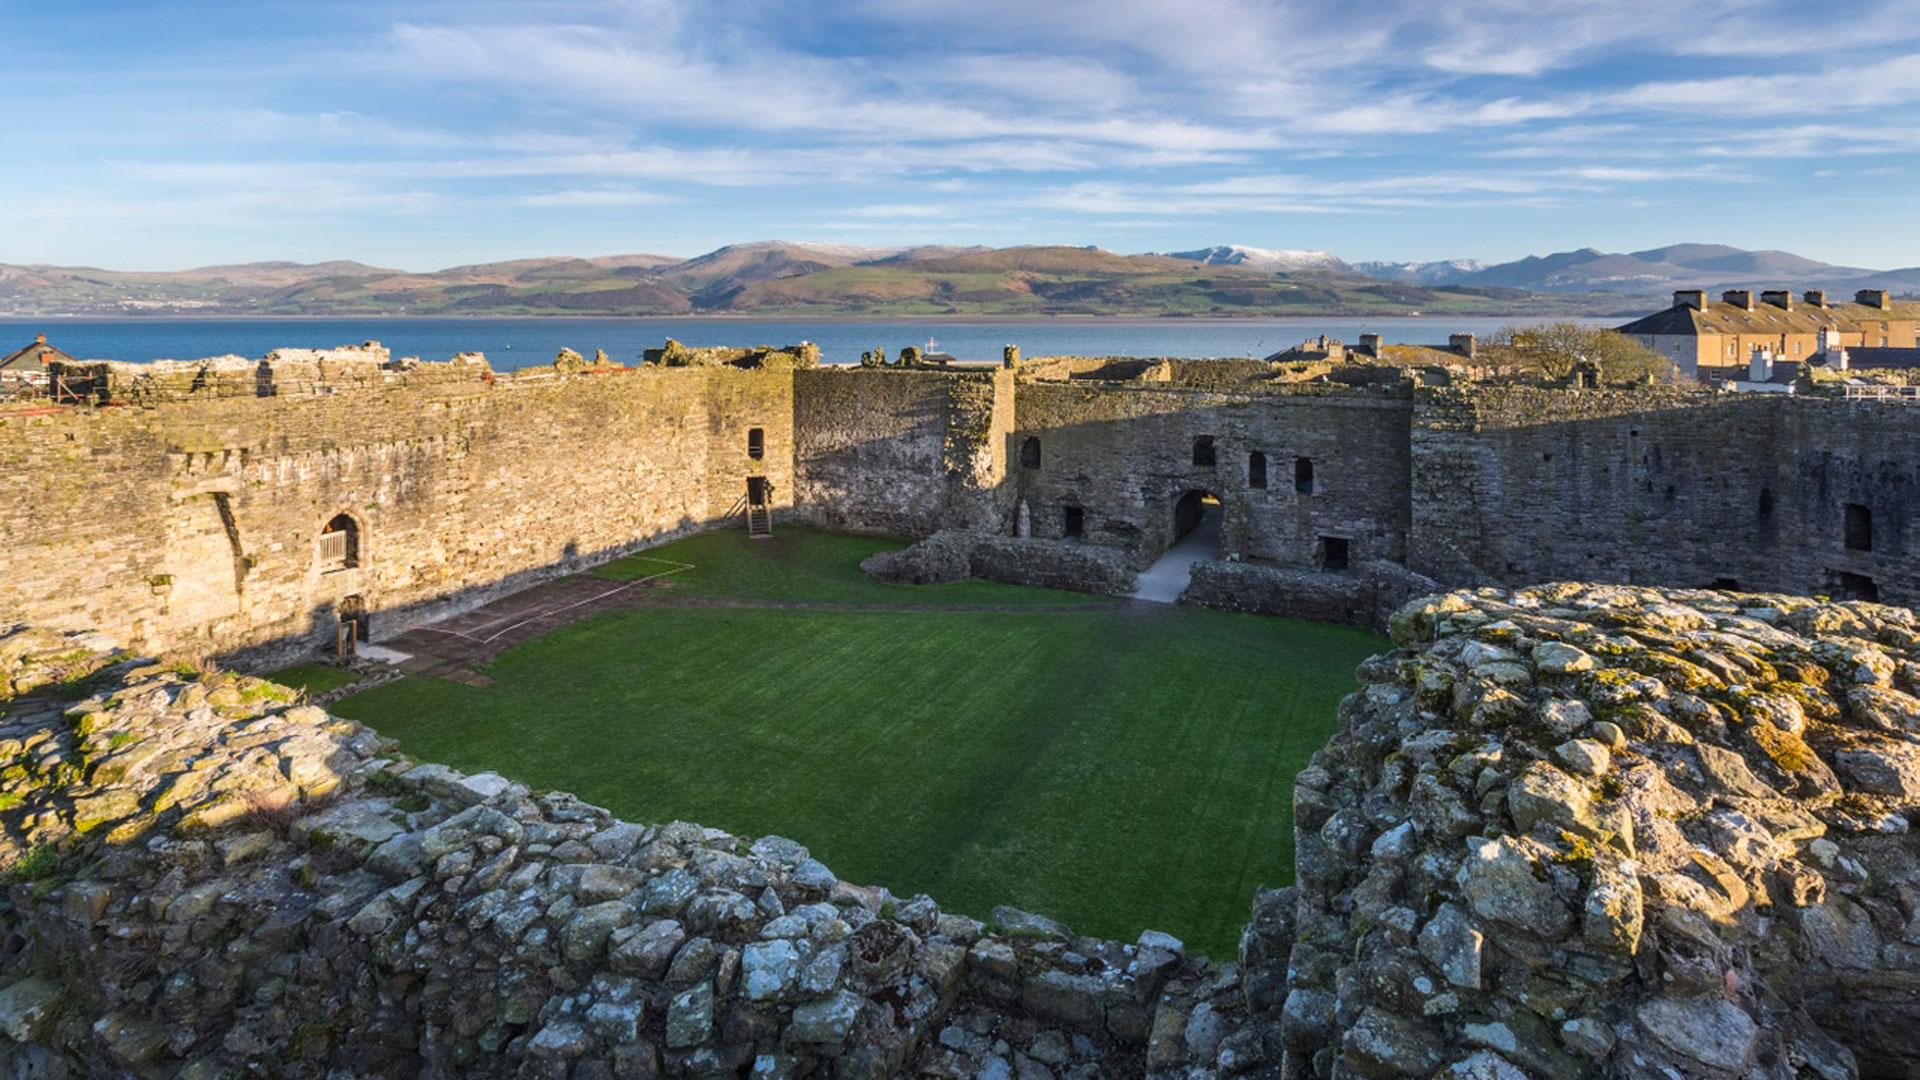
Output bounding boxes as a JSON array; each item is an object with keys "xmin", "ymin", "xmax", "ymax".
[
  {"xmin": 1171, "ymin": 489, "xmax": 1221, "ymax": 548},
  {"xmin": 1134, "ymin": 489, "xmax": 1223, "ymax": 603}
]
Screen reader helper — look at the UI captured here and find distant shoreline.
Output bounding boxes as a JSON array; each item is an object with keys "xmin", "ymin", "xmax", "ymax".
[{"xmin": 0, "ymin": 311, "xmax": 1638, "ymax": 325}]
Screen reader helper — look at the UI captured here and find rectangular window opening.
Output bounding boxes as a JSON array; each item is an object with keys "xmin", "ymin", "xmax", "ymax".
[
  {"xmin": 1845, "ymin": 502, "xmax": 1873, "ymax": 551},
  {"xmin": 1320, "ymin": 536, "xmax": 1350, "ymax": 571},
  {"xmin": 1192, "ymin": 435, "xmax": 1216, "ymax": 467}
]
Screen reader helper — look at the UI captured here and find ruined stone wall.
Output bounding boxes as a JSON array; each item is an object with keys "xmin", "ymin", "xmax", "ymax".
[
  {"xmin": 1181, "ymin": 558, "xmax": 1437, "ymax": 631},
  {"xmin": 1406, "ymin": 388, "xmax": 1920, "ymax": 607},
  {"xmin": 789, "ymin": 369, "xmax": 1013, "ymax": 537},
  {"xmin": 1774, "ymin": 397, "xmax": 1920, "ymax": 603},
  {"xmin": 16, "ymin": 347, "xmax": 1920, "ymax": 664},
  {"xmin": 1009, "ymin": 382, "xmax": 1414, "ymax": 570},
  {"xmin": 1409, "ymin": 388, "xmax": 1784, "ymax": 593},
  {"xmin": 0, "ymin": 367, "xmax": 789, "ymax": 665},
  {"xmin": 8, "ymin": 583, "xmax": 1920, "ymax": 1078},
  {"xmin": 1263, "ymin": 584, "xmax": 1920, "ymax": 1079}
]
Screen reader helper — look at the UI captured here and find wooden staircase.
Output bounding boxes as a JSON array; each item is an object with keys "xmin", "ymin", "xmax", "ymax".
[{"xmin": 733, "ymin": 488, "xmax": 774, "ymax": 539}]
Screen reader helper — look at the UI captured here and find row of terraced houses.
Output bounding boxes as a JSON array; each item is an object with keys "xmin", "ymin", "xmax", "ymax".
[{"xmin": 1617, "ymin": 288, "xmax": 1919, "ymax": 382}]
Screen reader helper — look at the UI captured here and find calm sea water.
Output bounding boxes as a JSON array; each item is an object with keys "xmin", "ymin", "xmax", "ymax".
[{"xmin": 0, "ymin": 315, "xmax": 1604, "ymax": 371}]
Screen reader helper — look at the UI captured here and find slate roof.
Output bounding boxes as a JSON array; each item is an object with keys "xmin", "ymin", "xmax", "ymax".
[
  {"xmin": 1616, "ymin": 299, "xmax": 1915, "ymax": 337},
  {"xmin": 1847, "ymin": 347, "xmax": 1920, "ymax": 370},
  {"xmin": 0, "ymin": 336, "xmax": 75, "ymax": 371}
]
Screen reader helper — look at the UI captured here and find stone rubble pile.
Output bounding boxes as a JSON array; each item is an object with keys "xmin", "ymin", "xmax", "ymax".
[
  {"xmin": 1260, "ymin": 584, "xmax": 1920, "ymax": 1078},
  {"xmin": 860, "ymin": 531, "xmax": 1139, "ymax": 596},
  {"xmin": 0, "ymin": 628, "xmax": 1242, "ymax": 1078}
]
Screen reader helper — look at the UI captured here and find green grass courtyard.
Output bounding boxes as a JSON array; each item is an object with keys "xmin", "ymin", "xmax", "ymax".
[{"xmin": 326, "ymin": 527, "xmax": 1384, "ymax": 957}]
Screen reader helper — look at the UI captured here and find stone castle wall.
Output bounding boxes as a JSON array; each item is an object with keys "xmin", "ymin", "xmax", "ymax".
[
  {"xmin": 1406, "ymin": 388, "xmax": 1920, "ymax": 604},
  {"xmin": 1008, "ymin": 382, "xmax": 1413, "ymax": 570},
  {"xmin": 790, "ymin": 369, "xmax": 1012, "ymax": 538},
  {"xmin": 7, "ymin": 351, "xmax": 1920, "ymax": 663},
  {"xmin": 0, "ymin": 365, "xmax": 795, "ymax": 665}
]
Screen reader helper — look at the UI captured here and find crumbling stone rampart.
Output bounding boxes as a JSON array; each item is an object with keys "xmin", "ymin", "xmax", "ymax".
[
  {"xmin": 0, "ymin": 628, "xmax": 1242, "ymax": 1078},
  {"xmin": 860, "ymin": 530, "xmax": 1138, "ymax": 596},
  {"xmin": 1181, "ymin": 558, "xmax": 1436, "ymax": 631},
  {"xmin": 1263, "ymin": 584, "xmax": 1920, "ymax": 1078}
]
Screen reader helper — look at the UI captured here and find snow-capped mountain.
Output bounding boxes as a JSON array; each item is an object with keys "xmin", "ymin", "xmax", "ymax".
[
  {"xmin": 1352, "ymin": 259, "xmax": 1492, "ymax": 285},
  {"xmin": 1162, "ymin": 245, "xmax": 1350, "ymax": 273}
]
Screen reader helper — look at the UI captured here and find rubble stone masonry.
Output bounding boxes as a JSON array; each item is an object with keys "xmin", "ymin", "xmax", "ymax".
[{"xmin": 4, "ymin": 352, "xmax": 1920, "ymax": 660}]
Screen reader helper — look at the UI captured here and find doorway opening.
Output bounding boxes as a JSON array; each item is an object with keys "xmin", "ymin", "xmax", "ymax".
[
  {"xmin": 1831, "ymin": 570, "xmax": 1880, "ymax": 602},
  {"xmin": 1063, "ymin": 505, "xmax": 1085, "ymax": 539},
  {"xmin": 1172, "ymin": 489, "xmax": 1221, "ymax": 547}
]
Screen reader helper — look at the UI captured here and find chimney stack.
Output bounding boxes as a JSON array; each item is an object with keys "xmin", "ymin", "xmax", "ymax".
[
  {"xmin": 1803, "ymin": 289, "xmax": 1828, "ymax": 308},
  {"xmin": 1761, "ymin": 289, "xmax": 1794, "ymax": 311},
  {"xmin": 1359, "ymin": 332, "xmax": 1383, "ymax": 358},
  {"xmin": 1722, "ymin": 289, "xmax": 1754, "ymax": 310},
  {"xmin": 1449, "ymin": 332, "xmax": 1477, "ymax": 359},
  {"xmin": 1673, "ymin": 289, "xmax": 1707, "ymax": 310},
  {"xmin": 1856, "ymin": 288, "xmax": 1891, "ymax": 311}
]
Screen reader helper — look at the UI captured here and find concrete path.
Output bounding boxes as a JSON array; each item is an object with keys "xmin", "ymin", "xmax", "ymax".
[{"xmin": 1131, "ymin": 506, "xmax": 1222, "ymax": 603}]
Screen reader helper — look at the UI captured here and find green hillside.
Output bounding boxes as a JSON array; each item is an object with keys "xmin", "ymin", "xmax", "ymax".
[{"xmin": 0, "ymin": 242, "xmax": 1628, "ymax": 318}]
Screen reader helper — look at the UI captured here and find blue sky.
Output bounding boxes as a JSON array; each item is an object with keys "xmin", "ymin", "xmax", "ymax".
[{"xmin": 5, "ymin": 0, "xmax": 1920, "ymax": 270}]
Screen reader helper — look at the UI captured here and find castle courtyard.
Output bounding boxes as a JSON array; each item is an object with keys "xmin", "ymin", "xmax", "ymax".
[{"xmin": 307, "ymin": 527, "xmax": 1382, "ymax": 958}]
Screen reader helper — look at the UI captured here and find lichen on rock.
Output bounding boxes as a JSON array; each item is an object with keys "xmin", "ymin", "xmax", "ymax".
[{"xmin": 1266, "ymin": 583, "xmax": 1920, "ymax": 1078}]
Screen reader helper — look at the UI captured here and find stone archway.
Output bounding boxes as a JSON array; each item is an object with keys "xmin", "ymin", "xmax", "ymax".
[
  {"xmin": 1134, "ymin": 489, "xmax": 1223, "ymax": 603},
  {"xmin": 1171, "ymin": 489, "xmax": 1221, "ymax": 549}
]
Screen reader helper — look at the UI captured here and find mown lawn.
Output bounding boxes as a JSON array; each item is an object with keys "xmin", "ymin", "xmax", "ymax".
[{"xmin": 331, "ymin": 529, "xmax": 1383, "ymax": 957}]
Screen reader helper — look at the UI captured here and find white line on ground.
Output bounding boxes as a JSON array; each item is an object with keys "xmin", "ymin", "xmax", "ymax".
[{"xmin": 406, "ymin": 556, "xmax": 696, "ymax": 645}]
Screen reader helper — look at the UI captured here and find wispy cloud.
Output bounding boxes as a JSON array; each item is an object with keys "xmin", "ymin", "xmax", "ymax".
[{"xmin": 3, "ymin": 0, "xmax": 1918, "ymax": 267}]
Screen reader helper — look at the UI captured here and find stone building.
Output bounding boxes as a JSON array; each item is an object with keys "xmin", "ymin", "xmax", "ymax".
[{"xmin": 1616, "ymin": 288, "xmax": 1918, "ymax": 382}]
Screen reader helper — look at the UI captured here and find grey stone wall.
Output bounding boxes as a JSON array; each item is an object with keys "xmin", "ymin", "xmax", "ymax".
[
  {"xmin": 790, "ymin": 369, "xmax": 1013, "ymax": 538},
  {"xmin": 861, "ymin": 531, "xmax": 1138, "ymax": 596},
  {"xmin": 1406, "ymin": 388, "xmax": 1920, "ymax": 606},
  {"xmin": 10, "ymin": 350, "xmax": 1920, "ymax": 668},
  {"xmin": 1181, "ymin": 558, "xmax": 1437, "ymax": 631},
  {"xmin": 1008, "ymin": 382, "xmax": 1413, "ymax": 571},
  {"xmin": 0, "ymin": 364, "xmax": 790, "ymax": 666}
]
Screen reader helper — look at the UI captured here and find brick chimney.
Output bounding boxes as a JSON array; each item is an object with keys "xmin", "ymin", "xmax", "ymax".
[
  {"xmin": 1761, "ymin": 290, "xmax": 1794, "ymax": 311},
  {"xmin": 1722, "ymin": 289, "xmax": 1754, "ymax": 310},
  {"xmin": 1803, "ymin": 289, "xmax": 1828, "ymax": 308},
  {"xmin": 1673, "ymin": 289, "xmax": 1707, "ymax": 310},
  {"xmin": 1856, "ymin": 289, "xmax": 1891, "ymax": 310}
]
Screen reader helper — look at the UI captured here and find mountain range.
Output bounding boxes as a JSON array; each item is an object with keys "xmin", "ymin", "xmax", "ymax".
[
  {"xmin": 1360, "ymin": 244, "xmax": 1920, "ymax": 296},
  {"xmin": 1, "ymin": 241, "xmax": 1913, "ymax": 319}
]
